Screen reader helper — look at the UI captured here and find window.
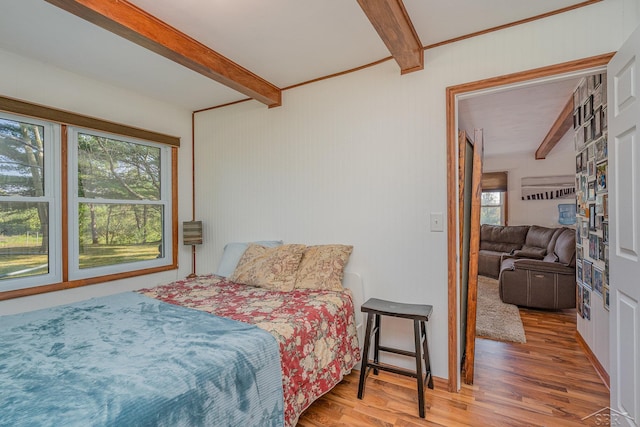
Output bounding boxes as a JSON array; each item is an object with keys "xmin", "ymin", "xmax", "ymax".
[
  {"xmin": 0, "ymin": 114, "xmax": 61, "ymax": 291},
  {"xmin": 480, "ymin": 191, "xmax": 505, "ymax": 225},
  {"xmin": 68, "ymin": 129, "xmax": 172, "ymax": 280},
  {"xmin": 0, "ymin": 97, "xmax": 179, "ymax": 298},
  {"xmin": 480, "ymin": 171, "xmax": 508, "ymax": 225}
]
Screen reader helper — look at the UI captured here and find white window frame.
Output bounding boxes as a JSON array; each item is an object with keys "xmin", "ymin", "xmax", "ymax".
[
  {"xmin": 0, "ymin": 112, "xmax": 61, "ymax": 292},
  {"xmin": 480, "ymin": 190, "xmax": 506, "ymax": 226},
  {"xmin": 67, "ymin": 127, "xmax": 173, "ymax": 280}
]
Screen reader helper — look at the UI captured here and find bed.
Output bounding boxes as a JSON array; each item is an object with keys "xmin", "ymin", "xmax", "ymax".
[
  {"xmin": 0, "ymin": 271, "xmax": 362, "ymax": 426},
  {"xmin": 139, "ymin": 273, "xmax": 363, "ymax": 426}
]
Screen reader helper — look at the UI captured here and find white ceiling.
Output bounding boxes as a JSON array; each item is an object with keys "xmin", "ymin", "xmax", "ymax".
[
  {"xmin": 458, "ymin": 77, "xmax": 584, "ymax": 157},
  {"xmin": 0, "ymin": 0, "xmax": 595, "ymax": 155}
]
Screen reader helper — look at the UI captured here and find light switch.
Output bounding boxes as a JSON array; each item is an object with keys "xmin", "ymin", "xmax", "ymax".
[{"xmin": 430, "ymin": 212, "xmax": 444, "ymax": 232}]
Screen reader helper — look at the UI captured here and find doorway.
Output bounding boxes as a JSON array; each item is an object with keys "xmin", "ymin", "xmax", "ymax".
[{"xmin": 445, "ymin": 53, "xmax": 615, "ymax": 391}]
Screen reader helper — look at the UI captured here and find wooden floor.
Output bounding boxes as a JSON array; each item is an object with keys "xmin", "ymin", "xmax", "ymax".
[{"xmin": 297, "ymin": 307, "xmax": 609, "ymax": 426}]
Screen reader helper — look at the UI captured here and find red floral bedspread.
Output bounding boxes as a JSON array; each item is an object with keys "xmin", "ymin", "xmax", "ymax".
[{"xmin": 138, "ymin": 274, "xmax": 360, "ymax": 427}]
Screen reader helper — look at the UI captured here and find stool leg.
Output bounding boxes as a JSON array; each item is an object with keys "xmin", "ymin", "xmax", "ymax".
[
  {"xmin": 414, "ymin": 319, "xmax": 425, "ymax": 418},
  {"xmin": 373, "ymin": 313, "xmax": 381, "ymax": 375},
  {"xmin": 422, "ymin": 320, "xmax": 434, "ymax": 389},
  {"xmin": 357, "ymin": 312, "xmax": 374, "ymax": 399}
]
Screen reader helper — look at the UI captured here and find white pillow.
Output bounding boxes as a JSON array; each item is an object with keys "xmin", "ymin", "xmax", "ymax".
[{"xmin": 216, "ymin": 240, "xmax": 282, "ymax": 277}]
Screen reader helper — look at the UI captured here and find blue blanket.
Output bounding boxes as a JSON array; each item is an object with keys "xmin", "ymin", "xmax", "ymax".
[{"xmin": 0, "ymin": 292, "xmax": 284, "ymax": 427}]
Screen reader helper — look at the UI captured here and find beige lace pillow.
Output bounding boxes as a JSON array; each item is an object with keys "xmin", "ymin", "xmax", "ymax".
[
  {"xmin": 294, "ymin": 245, "xmax": 353, "ymax": 291},
  {"xmin": 229, "ymin": 243, "xmax": 306, "ymax": 291}
]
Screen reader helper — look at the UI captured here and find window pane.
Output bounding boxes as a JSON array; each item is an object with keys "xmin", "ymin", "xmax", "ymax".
[
  {"xmin": 0, "ymin": 201, "xmax": 49, "ymax": 280},
  {"xmin": 77, "ymin": 133, "xmax": 161, "ymax": 201},
  {"xmin": 481, "ymin": 191, "xmax": 501, "ymax": 205},
  {"xmin": 78, "ymin": 203, "xmax": 164, "ymax": 269},
  {"xmin": 0, "ymin": 118, "xmax": 45, "ymax": 197},
  {"xmin": 480, "ymin": 206, "xmax": 503, "ymax": 225}
]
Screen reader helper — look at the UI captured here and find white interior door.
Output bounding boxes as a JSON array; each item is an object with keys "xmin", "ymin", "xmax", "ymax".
[{"xmin": 608, "ymin": 24, "xmax": 640, "ymax": 427}]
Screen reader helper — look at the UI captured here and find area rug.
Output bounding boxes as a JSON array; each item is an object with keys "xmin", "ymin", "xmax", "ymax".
[{"xmin": 476, "ymin": 275, "xmax": 526, "ymax": 343}]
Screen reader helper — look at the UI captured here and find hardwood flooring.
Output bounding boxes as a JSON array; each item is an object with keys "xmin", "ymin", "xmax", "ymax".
[{"xmin": 297, "ymin": 307, "xmax": 609, "ymax": 426}]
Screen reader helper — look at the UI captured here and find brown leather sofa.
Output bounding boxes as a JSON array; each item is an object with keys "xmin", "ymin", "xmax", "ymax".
[
  {"xmin": 478, "ymin": 224, "xmax": 562, "ymax": 279},
  {"xmin": 498, "ymin": 227, "xmax": 576, "ymax": 309}
]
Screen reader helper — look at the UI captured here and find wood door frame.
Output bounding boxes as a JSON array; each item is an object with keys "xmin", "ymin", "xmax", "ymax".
[
  {"xmin": 446, "ymin": 53, "xmax": 615, "ymax": 392},
  {"xmin": 462, "ymin": 129, "xmax": 483, "ymax": 384}
]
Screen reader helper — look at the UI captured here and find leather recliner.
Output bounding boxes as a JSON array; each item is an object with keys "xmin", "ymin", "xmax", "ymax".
[{"xmin": 498, "ymin": 228, "xmax": 576, "ymax": 309}]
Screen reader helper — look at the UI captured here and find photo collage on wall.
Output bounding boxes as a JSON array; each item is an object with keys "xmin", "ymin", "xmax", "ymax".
[{"xmin": 574, "ymin": 73, "xmax": 609, "ymax": 319}]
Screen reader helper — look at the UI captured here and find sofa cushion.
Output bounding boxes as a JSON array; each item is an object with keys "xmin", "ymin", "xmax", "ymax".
[
  {"xmin": 546, "ymin": 227, "xmax": 565, "ymax": 254},
  {"xmin": 513, "ymin": 245, "xmax": 546, "ymax": 259},
  {"xmin": 524, "ymin": 225, "xmax": 559, "ymax": 255},
  {"xmin": 553, "ymin": 228, "xmax": 576, "ymax": 267},
  {"xmin": 480, "ymin": 224, "xmax": 529, "ymax": 253},
  {"xmin": 478, "ymin": 250, "xmax": 503, "ymax": 279}
]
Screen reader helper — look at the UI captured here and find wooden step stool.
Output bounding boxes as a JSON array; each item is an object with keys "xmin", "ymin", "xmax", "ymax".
[{"xmin": 357, "ymin": 298, "xmax": 434, "ymax": 418}]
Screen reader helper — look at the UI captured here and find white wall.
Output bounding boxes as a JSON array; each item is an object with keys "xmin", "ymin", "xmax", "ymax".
[
  {"xmin": 484, "ymin": 130, "xmax": 576, "ymax": 227},
  {"xmin": 194, "ymin": 0, "xmax": 639, "ymax": 380},
  {"xmin": 0, "ymin": 48, "xmax": 194, "ymax": 315}
]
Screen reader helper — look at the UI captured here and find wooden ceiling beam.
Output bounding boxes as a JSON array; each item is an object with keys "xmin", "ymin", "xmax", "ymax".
[
  {"xmin": 535, "ymin": 96, "xmax": 574, "ymax": 159},
  {"xmin": 44, "ymin": 0, "xmax": 282, "ymax": 107},
  {"xmin": 357, "ymin": 0, "xmax": 423, "ymax": 74}
]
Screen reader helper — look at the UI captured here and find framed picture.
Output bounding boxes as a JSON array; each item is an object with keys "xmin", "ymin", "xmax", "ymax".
[
  {"xmin": 595, "ymin": 136, "xmax": 607, "ymax": 163},
  {"xmin": 577, "ymin": 285, "xmax": 584, "ymax": 317},
  {"xmin": 584, "ymin": 285, "xmax": 591, "ymax": 306},
  {"xmin": 602, "ymin": 106, "xmax": 608, "ymax": 131},
  {"xmin": 583, "ymin": 260, "xmax": 593, "ymax": 288},
  {"xmin": 587, "ymin": 159, "xmax": 596, "ymax": 179},
  {"xmin": 583, "ymin": 95, "xmax": 594, "ymax": 121},
  {"xmin": 594, "ymin": 106, "xmax": 603, "ymax": 139},
  {"xmin": 596, "ymin": 194, "xmax": 605, "ymax": 215},
  {"xmin": 596, "ymin": 215, "xmax": 604, "ymax": 231},
  {"xmin": 574, "ymin": 88, "xmax": 581, "ymax": 108},
  {"xmin": 596, "ymin": 163, "xmax": 607, "ymax": 192},
  {"xmin": 589, "ymin": 233, "xmax": 600, "ymax": 259},
  {"xmin": 593, "ymin": 267, "xmax": 603, "ymax": 296},
  {"xmin": 576, "ymin": 244, "xmax": 583, "ymax": 261},
  {"xmin": 576, "ymin": 259, "xmax": 583, "ymax": 283},
  {"xmin": 580, "ymin": 79, "xmax": 588, "ymax": 103},
  {"xmin": 584, "ymin": 119, "xmax": 594, "ymax": 143},
  {"xmin": 603, "ymin": 194, "xmax": 609, "ymax": 219},
  {"xmin": 573, "ymin": 107, "xmax": 582, "ymax": 130},
  {"xmin": 603, "ymin": 221, "xmax": 609, "ymax": 243},
  {"xmin": 581, "ymin": 216, "xmax": 589, "ymax": 237},
  {"xmin": 594, "ymin": 87, "xmax": 603, "ymax": 109},
  {"xmin": 604, "ymin": 286, "xmax": 610, "ymax": 311},
  {"xmin": 599, "ymin": 236, "xmax": 606, "ymax": 261},
  {"xmin": 576, "ymin": 152, "xmax": 583, "ymax": 173},
  {"xmin": 576, "ymin": 125, "xmax": 585, "ymax": 149},
  {"xmin": 576, "ymin": 226, "xmax": 582, "ymax": 245},
  {"xmin": 521, "ymin": 175, "xmax": 575, "ymax": 201},
  {"xmin": 584, "ymin": 304, "xmax": 591, "ymax": 321},
  {"xmin": 588, "ymin": 181, "xmax": 596, "ymax": 200}
]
